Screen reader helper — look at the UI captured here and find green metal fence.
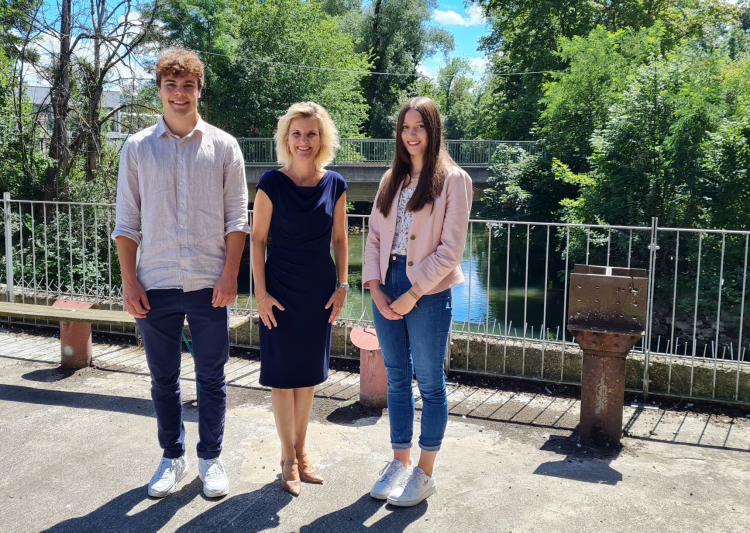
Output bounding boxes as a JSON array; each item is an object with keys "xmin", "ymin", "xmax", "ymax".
[{"xmin": 237, "ymin": 138, "xmax": 541, "ymax": 167}]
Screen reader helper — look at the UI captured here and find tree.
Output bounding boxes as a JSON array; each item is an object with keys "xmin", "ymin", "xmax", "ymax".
[
  {"xmin": 158, "ymin": 0, "xmax": 371, "ymax": 137},
  {"xmin": 350, "ymin": 0, "xmax": 454, "ymax": 137}
]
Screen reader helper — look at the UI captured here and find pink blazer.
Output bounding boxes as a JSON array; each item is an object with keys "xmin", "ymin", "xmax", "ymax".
[{"xmin": 363, "ymin": 165, "xmax": 472, "ymax": 295}]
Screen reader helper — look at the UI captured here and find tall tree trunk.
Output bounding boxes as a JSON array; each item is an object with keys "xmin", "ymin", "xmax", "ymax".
[
  {"xmin": 85, "ymin": 0, "xmax": 104, "ymax": 181},
  {"xmin": 45, "ymin": 0, "xmax": 72, "ymax": 201},
  {"xmin": 364, "ymin": 0, "xmax": 384, "ymax": 131}
]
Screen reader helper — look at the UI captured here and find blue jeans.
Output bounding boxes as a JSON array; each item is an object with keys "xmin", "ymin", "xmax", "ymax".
[
  {"xmin": 372, "ymin": 255, "xmax": 452, "ymax": 452},
  {"xmin": 136, "ymin": 288, "xmax": 230, "ymax": 460}
]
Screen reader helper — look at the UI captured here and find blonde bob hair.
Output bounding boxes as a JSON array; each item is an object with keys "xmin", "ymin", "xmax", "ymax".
[{"xmin": 274, "ymin": 101, "xmax": 339, "ymax": 169}]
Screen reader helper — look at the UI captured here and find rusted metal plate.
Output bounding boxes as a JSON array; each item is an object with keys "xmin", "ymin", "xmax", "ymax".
[
  {"xmin": 568, "ymin": 267, "xmax": 648, "ymax": 332},
  {"xmin": 567, "ymin": 327, "xmax": 643, "ymax": 357}
]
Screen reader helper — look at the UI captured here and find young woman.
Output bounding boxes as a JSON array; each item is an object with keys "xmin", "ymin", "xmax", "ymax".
[
  {"xmin": 364, "ymin": 97, "xmax": 471, "ymax": 507},
  {"xmin": 252, "ymin": 102, "xmax": 348, "ymax": 496}
]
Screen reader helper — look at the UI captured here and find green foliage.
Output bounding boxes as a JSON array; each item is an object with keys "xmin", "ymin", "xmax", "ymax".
[
  {"xmin": 158, "ymin": 0, "xmax": 371, "ymax": 137},
  {"xmin": 479, "ymin": 145, "xmax": 578, "ymax": 223}
]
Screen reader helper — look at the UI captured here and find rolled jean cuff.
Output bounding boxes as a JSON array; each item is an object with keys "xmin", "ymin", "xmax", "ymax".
[
  {"xmin": 391, "ymin": 442, "xmax": 412, "ymax": 450},
  {"xmin": 419, "ymin": 443, "xmax": 441, "ymax": 452}
]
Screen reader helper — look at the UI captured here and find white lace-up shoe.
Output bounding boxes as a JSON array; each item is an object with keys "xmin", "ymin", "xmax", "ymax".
[
  {"xmin": 199, "ymin": 457, "xmax": 229, "ymax": 498},
  {"xmin": 148, "ymin": 456, "xmax": 188, "ymax": 498},
  {"xmin": 387, "ymin": 466, "xmax": 436, "ymax": 507},
  {"xmin": 370, "ymin": 459, "xmax": 411, "ymax": 500}
]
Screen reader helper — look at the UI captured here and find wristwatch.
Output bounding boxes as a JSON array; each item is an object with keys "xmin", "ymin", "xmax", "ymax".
[{"xmin": 337, "ymin": 283, "xmax": 350, "ymax": 292}]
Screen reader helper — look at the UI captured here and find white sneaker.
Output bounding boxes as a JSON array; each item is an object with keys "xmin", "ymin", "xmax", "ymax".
[
  {"xmin": 370, "ymin": 459, "xmax": 411, "ymax": 500},
  {"xmin": 148, "ymin": 456, "xmax": 188, "ymax": 498},
  {"xmin": 199, "ymin": 457, "xmax": 229, "ymax": 498},
  {"xmin": 387, "ymin": 466, "xmax": 436, "ymax": 507}
]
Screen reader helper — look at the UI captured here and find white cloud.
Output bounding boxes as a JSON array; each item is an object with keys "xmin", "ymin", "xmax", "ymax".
[
  {"xmin": 417, "ymin": 64, "xmax": 439, "ymax": 78},
  {"xmin": 468, "ymin": 57, "xmax": 488, "ymax": 75},
  {"xmin": 433, "ymin": 5, "xmax": 485, "ymax": 27}
]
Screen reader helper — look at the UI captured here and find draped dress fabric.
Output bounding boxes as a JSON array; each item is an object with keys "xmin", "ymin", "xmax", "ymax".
[{"xmin": 256, "ymin": 169, "xmax": 347, "ymax": 388}]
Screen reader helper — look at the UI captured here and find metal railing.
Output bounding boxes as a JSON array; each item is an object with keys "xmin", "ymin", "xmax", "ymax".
[
  {"xmin": 2, "ymin": 194, "xmax": 749, "ymax": 404},
  {"xmin": 237, "ymin": 138, "xmax": 540, "ymax": 167}
]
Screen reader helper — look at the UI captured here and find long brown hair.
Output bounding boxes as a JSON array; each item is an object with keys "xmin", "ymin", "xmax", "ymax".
[{"xmin": 375, "ymin": 97, "xmax": 456, "ymax": 217}]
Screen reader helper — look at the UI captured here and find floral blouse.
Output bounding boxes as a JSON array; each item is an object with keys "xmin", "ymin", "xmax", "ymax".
[{"xmin": 390, "ymin": 186, "xmax": 416, "ymax": 255}]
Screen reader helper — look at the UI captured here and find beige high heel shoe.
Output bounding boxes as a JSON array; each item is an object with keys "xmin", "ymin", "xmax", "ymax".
[
  {"xmin": 296, "ymin": 452, "xmax": 324, "ymax": 484},
  {"xmin": 280, "ymin": 459, "xmax": 302, "ymax": 496}
]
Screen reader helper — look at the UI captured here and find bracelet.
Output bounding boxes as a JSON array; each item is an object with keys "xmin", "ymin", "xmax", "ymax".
[
  {"xmin": 257, "ymin": 293, "xmax": 270, "ymax": 305},
  {"xmin": 407, "ymin": 289, "xmax": 420, "ymax": 301}
]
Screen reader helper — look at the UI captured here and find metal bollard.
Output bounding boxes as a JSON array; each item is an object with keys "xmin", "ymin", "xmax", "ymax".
[
  {"xmin": 567, "ymin": 265, "xmax": 648, "ymax": 445},
  {"xmin": 52, "ymin": 300, "xmax": 100, "ymax": 369},
  {"xmin": 350, "ymin": 327, "xmax": 388, "ymax": 408}
]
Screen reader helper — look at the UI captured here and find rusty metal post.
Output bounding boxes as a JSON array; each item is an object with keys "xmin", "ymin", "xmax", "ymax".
[
  {"xmin": 350, "ymin": 327, "xmax": 388, "ymax": 408},
  {"xmin": 567, "ymin": 265, "xmax": 648, "ymax": 445},
  {"xmin": 53, "ymin": 300, "xmax": 99, "ymax": 369}
]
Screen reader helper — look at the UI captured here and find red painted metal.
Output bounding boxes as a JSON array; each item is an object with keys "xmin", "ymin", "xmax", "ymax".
[
  {"xmin": 52, "ymin": 300, "xmax": 99, "ymax": 369},
  {"xmin": 350, "ymin": 327, "xmax": 388, "ymax": 408}
]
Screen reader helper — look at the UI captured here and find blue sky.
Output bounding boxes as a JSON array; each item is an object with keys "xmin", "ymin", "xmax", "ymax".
[{"xmin": 420, "ymin": 0, "xmax": 491, "ymax": 79}]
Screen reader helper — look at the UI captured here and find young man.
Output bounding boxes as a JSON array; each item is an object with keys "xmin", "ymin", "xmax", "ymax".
[{"xmin": 112, "ymin": 49, "xmax": 250, "ymax": 498}]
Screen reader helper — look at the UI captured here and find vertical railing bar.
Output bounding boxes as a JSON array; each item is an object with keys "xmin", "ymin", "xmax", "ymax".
[
  {"xmin": 585, "ymin": 227, "xmax": 590, "ymax": 265},
  {"xmin": 107, "ymin": 208, "xmax": 113, "ymax": 310},
  {"xmin": 643, "ymin": 218, "xmax": 658, "ymax": 399},
  {"xmin": 68, "ymin": 204, "xmax": 73, "ymax": 295},
  {"xmin": 343, "ymin": 213, "xmax": 348, "ymax": 358},
  {"xmin": 561, "ymin": 227, "xmax": 570, "ymax": 381},
  {"xmin": 43, "ymin": 205, "xmax": 49, "ymax": 303},
  {"xmin": 712, "ymin": 233, "xmax": 726, "ymax": 399},
  {"xmin": 690, "ymin": 233, "xmax": 703, "ymax": 396},
  {"xmin": 81, "ymin": 206, "xmax": 86, "ymax": 298},
  {"xmin": 466, "ymin": 222, "xmax": 474, "ymax": 369},
  {"xmin": 18, "ymin": 203, "xmax": 24, "ymax": 304},
  {"xmin": 541, "ymin": 226, "xmax": 550, "ymax": 379},
  {"xmin": 94, "ymin": 207, "xmax": 100, "ymax": 301},
  {"xmin": 30, "ymin": 203, "xmax": 37, "ymax": 304},
  {"xmin": 521, "ymin": 224, "xmax": 530, "ymax": 376},
  {"xmin": 248, "ymin": 212, "xmax": 254, "ymax": 343},
  {"xmin": 606, "ymin": 228, "xmax": 611, "ymax": 267},
  {"xmin": 55, "ymin": 204, "xmax": 60, "ymax": 293},
  {"xmin": 3, "ymin": 193, "xmax": 14, "ymax": 302},
  {"xmin": 361, "ymin": 215, "xmax": 365, "ymax": 319},
  {"xmin": 628, "ymin": 229, "xmax": 633, "ymax": 269},
  {"xmin": 736, "ymin": 234, "xmax": 749, "ymax": 401},
  {"xmin": 668, "ymin": 231, "xmax": 680, "ymax": 393},
  {"xmin": 484, "ymin": 224, "xmax": 491, "ymax": 373},
  {"xmin": 503, "ymin": 223, "xmax": 511, "ymax": 374}
]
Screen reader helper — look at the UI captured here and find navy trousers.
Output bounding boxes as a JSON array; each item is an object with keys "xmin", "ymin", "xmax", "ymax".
[{"xmin": 135, "ymin": 288, "xmax": 230, "ymax": 460}]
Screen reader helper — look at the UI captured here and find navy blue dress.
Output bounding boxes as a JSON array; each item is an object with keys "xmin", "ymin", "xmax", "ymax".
[{"xmin": 256, "ymin": 169, "xmax": 347, "ymax": 388}]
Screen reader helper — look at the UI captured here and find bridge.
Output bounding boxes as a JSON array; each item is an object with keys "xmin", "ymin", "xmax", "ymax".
[{"xmin": 238, "ymin": 138, "xmax": 541, "ymax": 186}]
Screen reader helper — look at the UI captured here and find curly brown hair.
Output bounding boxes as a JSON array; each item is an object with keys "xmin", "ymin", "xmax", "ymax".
[{"xmin": 155, "ymin": 49, "xmax": 205, "ymax": 89}]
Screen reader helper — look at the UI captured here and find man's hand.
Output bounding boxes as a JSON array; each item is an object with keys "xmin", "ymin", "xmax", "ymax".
[
  {"xmin": 212, "ymin": 272, "xmax": 238, "ymax": 308},
  {"xmin": 123, "ymin": 278, "xmax": 150, "ymax": 318}
]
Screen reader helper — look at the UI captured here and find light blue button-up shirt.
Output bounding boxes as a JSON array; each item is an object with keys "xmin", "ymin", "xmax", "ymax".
[{"xmin": 112, "ymin": 117, "xmax": 251, "ymax": 292}]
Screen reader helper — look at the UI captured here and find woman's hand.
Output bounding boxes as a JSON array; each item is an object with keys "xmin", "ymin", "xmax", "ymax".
[
  {"xmin": 370, "ymin": 284, "xmax": 402, "ymax": 320},
  {"xmin": 258, "ymin": 294, "xmax": 285, "ymax": 329},
  {"xmin": 325, "ymin": 287, "xmax": 347, "ymax": 324},
  {"xmin": 389, "ymin": 292, "xmax": 418, "ymax": 316}
]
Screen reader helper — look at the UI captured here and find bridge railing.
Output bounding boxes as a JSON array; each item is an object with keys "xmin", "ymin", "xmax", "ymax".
[
  {"xmin": 238, "ymin": 138, "xmax": 540, "ymax": 167},
  {"xmin": 3, "ymin": 194, "xmax": 749, "ymax": 404}
]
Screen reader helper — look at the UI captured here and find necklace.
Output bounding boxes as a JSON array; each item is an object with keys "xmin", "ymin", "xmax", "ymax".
[{"xmin": 288, "ymin": 167, "xmax": 317, "ymax": 186}]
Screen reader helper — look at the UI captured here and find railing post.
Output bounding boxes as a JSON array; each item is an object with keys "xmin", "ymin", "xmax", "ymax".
[
  {"xmin": 3, "ymin": 192, "xmax": 14, "ymax": 302},
  {"xmin": 643, "ymin": 216, "xmax": 659, "ymax": 399}
]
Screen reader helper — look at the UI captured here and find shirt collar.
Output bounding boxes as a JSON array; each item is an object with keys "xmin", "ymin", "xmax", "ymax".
[{"xmin": 156, "ymin": 115, "xmax": 206, "ymax": 138}]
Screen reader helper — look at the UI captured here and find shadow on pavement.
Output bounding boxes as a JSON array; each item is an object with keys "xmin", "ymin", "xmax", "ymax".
[
  {"xmin": 176, "ymin": 482, "xmax": 292, "ymax": 532},
  {"xmin": 43, "ymin": 478, "xmax": 203, "ymax": 532},
  {"xmin": 0, "ymin": 383, "xmax": 199, "ymax": 423},
  {"xmin": 533, "ymin": 434, "xmax": 623, "ymax": 485},
  {"xmin": 300, "ymin": 493, "xmax": 428, "ymax": 532}
]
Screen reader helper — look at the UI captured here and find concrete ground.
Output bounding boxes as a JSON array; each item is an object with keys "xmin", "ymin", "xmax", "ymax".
[{"xmin": 1, "ymin": 325, "xmax": 750, "ymax": 533}]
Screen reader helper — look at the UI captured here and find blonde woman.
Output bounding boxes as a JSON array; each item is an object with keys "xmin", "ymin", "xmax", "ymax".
[{"xmin": 251, "ymin": 102, "xmax": 348, "ymax": 496}]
